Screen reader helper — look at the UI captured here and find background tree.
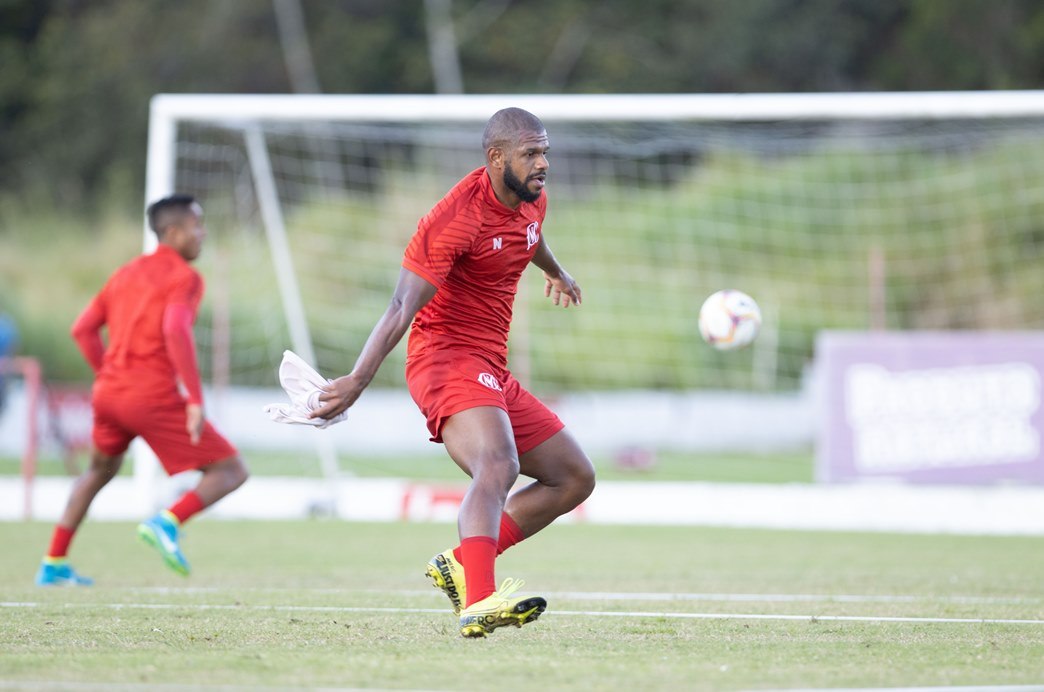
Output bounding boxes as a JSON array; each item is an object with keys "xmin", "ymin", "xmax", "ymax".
[{"xmin": 0, "ymin": 0, "xmax": 1041, "ymax": 214}]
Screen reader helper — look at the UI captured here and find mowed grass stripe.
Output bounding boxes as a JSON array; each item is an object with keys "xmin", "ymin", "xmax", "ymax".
[{"xmin": 0, "ymin": 683, "xmax": 419, "ymax": 692}]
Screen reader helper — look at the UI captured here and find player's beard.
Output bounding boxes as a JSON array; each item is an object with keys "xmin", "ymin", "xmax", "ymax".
[{"xmin": 503, "ymin": 165, "xmax": 542, "ymax": 203}]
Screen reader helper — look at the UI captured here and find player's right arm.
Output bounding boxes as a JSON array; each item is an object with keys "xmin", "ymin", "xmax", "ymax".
[
  {"xmin": 70, "ymin": 295, "xmax": 107, "ymax": 373},
  {"xmin": 311, "ymin": 267, "xmax": 436, "ymax": 420}
]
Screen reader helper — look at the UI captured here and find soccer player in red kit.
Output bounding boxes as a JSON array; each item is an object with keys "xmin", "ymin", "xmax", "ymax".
[
  {"xmin": 35, "ymin": 195, "xmax": 248, "ymax": 586},
  {"xmin": 311, "ymin": 108, "xmax": 596, "ymax": 637}
]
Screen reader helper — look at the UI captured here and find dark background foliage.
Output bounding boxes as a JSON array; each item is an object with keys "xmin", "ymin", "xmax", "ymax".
[{"xmin": 1, "ymin": 0, "xmax": 1042, "ymax": 215}]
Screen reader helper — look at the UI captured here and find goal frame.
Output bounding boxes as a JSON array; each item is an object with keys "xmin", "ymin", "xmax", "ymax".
[
  {"xmin": 1, "ymin": 356, "xmax": 42, "ymax": 520},
  {"xmin": 146, "ymin": 90, "xmax": 1044, "ymax": 226},
  {"xmin": 141, "ymin": 90, "xmax": 1044, "ymax": 491}
]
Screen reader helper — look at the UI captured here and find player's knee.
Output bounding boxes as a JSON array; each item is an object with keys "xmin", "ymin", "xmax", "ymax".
[
  {"xmin": 496, "ymin": 457, "xmax": 521, "ymax": 489},
  {"xmin": 227, "ymin": 457, "xmax": 249, "ymax": 489},
  {"xmin": 89, "ymin": 453, "xmax": 123, "ymax": 481},
  {"xmin": 474, "ymin": 452, "xmax": 519, "ymax": 490},
  {"xmin": 571, "ymin": 457, "xmax": 596, "ymax": 503},
  {"xmin": 209, "ymin": 456, "xmax": 248, "ymax": 492},
  {"xmin": 554, "ymin": 452, "xmax": 595, "ymax": 505}
]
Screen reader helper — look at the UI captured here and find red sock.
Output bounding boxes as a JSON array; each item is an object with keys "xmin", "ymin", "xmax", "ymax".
[
  {"xmin": 460, "ymin": 535, "xmax": 497, "ymax": 607},
  {"xmin": 451, "ymin": 513, "xmax": 526, "ymax": 563},
  {"xmin": 496, "ymin": 512, "xmax": 526, "ymax": 556},
  {"xmin": 46, "ymin": 525, "xmax": 75, "ymax": 559},
  {"xmin": 167, "ymin": 490, "xmax": 205, "ymax": 524}
]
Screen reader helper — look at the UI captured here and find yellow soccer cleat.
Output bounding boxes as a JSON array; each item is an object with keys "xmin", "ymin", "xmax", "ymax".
[
  {"xmin": 425, "ymin": 549, "xmax": 466, "ymax": 615},
  {"xmin": 458, "ymin": 578, "xmax": 546, "ymax": 638}
]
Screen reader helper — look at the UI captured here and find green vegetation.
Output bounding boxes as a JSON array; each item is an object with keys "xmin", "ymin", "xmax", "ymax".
[
  {"xmin": 0, "ymin": 204, "xmax": 142, "ymax": 381},
  {"xmin": 8, "ymin": 133, "xmax": 1044, "ymax": 390},
  {"xmin": 527, "ymin": 138, "xmax": 1044, "ymax": 389},
  {"xmin": 5, "ymin": 0, "xmax": 1044, "ymax": 391},
  {"xmin": 3, "ymin": 521, "xmax": 1043, "ymax": 689},
  {"xmin": 4, "ymin": 1, "xmax": 1043, "ymax": 211}
]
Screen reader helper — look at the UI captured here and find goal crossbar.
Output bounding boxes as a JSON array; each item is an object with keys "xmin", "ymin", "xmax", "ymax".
[
  {"xmin": 145, "ymin": 89, "xmax": 1044, "ymax": 244},
  {"xmin": 149, "ymin": 91, "xmax": 1044, "ymax": 124}
]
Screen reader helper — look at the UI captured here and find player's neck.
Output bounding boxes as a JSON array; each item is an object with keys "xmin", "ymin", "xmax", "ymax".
[
  {"xmin": 487, "ymin": 178, "xmax": 522, "ymax": 211},
  {"xmin": 158, "ymin": 238, "xmax": 194, "ymax": 262}
]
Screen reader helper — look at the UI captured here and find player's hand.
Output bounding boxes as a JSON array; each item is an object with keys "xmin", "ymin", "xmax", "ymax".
[
  {"xmin": 185, "ymin": 403, "xmax": 204, "ymax": 445},
  {"xmin": 310, "ymin": 372, "xmax": 367, "ymax": 420},
  {"xmin": 544, "ymin": 270, "xmax": 581, "ymax": 307}
]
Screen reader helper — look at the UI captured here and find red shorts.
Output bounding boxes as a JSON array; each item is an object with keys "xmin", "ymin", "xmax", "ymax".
[
  {"xmin": 91, "ymin": 393, "xmax": 238, "ymax": 475},
  {"xmin": 406, "ymin": 350, "xmax": 563, "ymax": 455}
]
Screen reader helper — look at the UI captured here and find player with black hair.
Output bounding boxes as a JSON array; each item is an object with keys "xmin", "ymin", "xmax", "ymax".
[{"xmin": 35, "ymin": 194, "xmax": 248, "ymax": 586}]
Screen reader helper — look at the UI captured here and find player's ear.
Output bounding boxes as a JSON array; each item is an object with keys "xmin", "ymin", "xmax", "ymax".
[
  {"xmin": 487, "ymin": 146, "xmax": 504, "ymax": 169},
  {"xmin": 158, "ymin": 221, "xmax": 181, "ymax": 243}
]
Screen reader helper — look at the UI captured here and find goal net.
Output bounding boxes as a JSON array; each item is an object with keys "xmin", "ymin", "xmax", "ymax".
[{"xmin": 146, "ymin": 92, "xmax": 1044, "ymax": 456}]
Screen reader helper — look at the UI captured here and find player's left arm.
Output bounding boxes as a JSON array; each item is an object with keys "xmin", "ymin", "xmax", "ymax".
[
  {"xmin": 163, "ymin": 274, "xmax": 206, "ymax": 444},
  {"xmin": 531, "ymin": 235, "xmax": 581, "ymax": 307}
]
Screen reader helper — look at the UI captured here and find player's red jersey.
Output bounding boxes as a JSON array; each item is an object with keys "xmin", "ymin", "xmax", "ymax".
[
  {"xmin": 73, "ymin": 244, "xmax": 204, "ymax": 403},
  {"xmin": 403, "ymin": 167, "xmax": 546, "ymax": 368}
]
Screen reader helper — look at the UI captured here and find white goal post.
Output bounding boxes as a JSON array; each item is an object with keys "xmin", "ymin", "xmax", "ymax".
[{"xmin": 140, "ymin": 91, "xmax": 1044, "ymax": 481}]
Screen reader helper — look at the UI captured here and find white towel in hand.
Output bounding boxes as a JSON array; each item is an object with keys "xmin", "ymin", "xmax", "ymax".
[{"xmin": 263, "ymin": 350, "xmax": 348, "ymax": 429}]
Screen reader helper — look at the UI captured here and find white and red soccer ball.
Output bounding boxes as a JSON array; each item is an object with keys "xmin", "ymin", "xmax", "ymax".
[{"xmin": 698, "ymin": 289, "xmax": 762, "ymax": 351}]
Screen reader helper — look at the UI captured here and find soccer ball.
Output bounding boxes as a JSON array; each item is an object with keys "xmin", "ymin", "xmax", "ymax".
[{"xmin": 698, "ymin": 289, "xmax": 762, "ymax": 351}]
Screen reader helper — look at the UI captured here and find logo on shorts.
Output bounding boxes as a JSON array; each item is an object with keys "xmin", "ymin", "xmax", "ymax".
[
  {"xmin": 477, "ymin": 372, "xmax": 503, "ymax": 391},
  {"xmin": 526, "ymin": 221, "xmax": 540, "ymax": 250}
]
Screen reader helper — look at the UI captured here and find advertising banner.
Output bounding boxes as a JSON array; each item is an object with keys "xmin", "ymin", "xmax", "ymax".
[{"xmin": 816, "ymin": 331, "xmax": 1044, "ymax": 484}]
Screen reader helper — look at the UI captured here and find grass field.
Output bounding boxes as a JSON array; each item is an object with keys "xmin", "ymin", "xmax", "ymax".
[
  {"xmin": 2, "ymin": 449, "xmax": 815, "ymax": 484},
  {"xmin": 3, "ymin": 520, "xmax": 1043, "ymax": 691}
]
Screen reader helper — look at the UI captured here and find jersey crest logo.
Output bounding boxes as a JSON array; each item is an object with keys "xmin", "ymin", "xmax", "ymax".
[
  {"xmin": 477, "ymin": 372, "xmax": 503, "ymax": 391},
  {"xmin": 526, "ymin": 221, "xmax": 540, "ymax": 250},
  {"xmin": 493, "ymin": 237, "xmax": 503, "ymax": 250}
]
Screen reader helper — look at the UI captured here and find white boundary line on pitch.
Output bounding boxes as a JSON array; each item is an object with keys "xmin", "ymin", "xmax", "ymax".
[
  {"xmin": 0, "ymin": 686, "xmax": 1040, "ymax": 692},
  {"xmin": 756, "ymin": 688, "xmax": 1044, "ymax": 692},
  {"xmin": 127, "ymin": 587, "xmax": 1043, "ymax": 605},
  {"xmin": 3, "ymin": 601, "xmax": 1043, "ymax": 625}
]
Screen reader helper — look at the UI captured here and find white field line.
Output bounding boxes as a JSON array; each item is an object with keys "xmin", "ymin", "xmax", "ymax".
[
  {"xmin": 1, "ymin": 685, "xmax": 1041, "ymax": 692},
  {"xmin": 1, "ymin": 684, "xmax": 1039, "ymax": 692},
  {"xmin": 2, "ymin": 601, "xmax": 1042, "ymax": 626},
  {"xmin": 128, "ymin": 586, "xmax": 1043, "ymax": 605},
  {"xmin": 551, "ymin": 591, "xmax": 1043, "ymax": 605},
  {"xmin": 759, "ymin": 688, "xmax": 1044, "ymax": 692},
  {"xmin": 758, "ymin": 688, "xmax": 1044, "ymax": 692}
]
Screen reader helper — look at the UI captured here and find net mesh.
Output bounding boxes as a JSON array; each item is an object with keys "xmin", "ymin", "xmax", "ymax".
[{"xmin": 171, "ymin": 115, "xmax": 1044, "ymax": 394}]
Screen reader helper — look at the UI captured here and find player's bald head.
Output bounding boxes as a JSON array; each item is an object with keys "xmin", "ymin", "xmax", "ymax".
[{"xmin": 482, "ymin": 108, "xmax": 546, "ymax": 153}]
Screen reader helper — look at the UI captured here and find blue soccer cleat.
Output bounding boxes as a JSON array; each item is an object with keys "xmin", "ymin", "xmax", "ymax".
[
  {"xmin": 35, "ymin": 558, "xmax": 94, "ymax": 587},
  {"xmin": 137, "ymin": 511, "xmax": 191, "ymax": 576}
]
